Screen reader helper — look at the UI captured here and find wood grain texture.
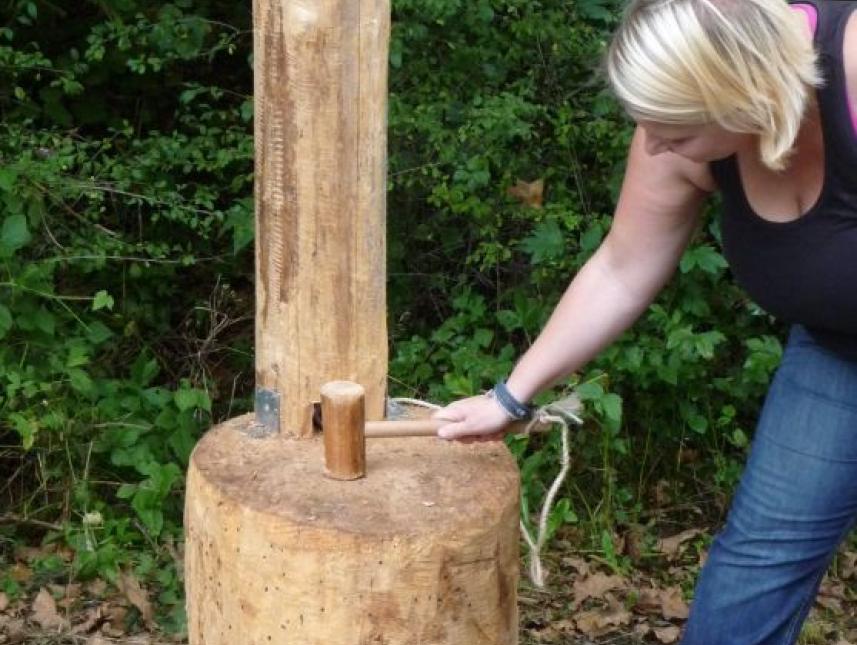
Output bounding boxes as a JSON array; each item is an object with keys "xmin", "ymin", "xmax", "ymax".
[
  {"xmin": 321, "ymin": 381, "xmax": 366, "ymax": 479},
  {"xmin": 254, "ymin": 0, "xmax": 390, "ymax": 437},
  {"xmin": 185, "ymin": 415, "xmax": 520, "ymax": 645}
]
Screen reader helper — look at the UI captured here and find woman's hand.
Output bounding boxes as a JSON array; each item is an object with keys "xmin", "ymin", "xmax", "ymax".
[{"xmin": 432, "ymin": 394, "xmax": 512, "ymax": 441}]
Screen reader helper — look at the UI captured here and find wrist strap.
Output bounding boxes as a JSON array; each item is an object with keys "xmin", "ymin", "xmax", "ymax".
[{"xmin": 490, "ymin": 381, "xmax": 533, "ymax": 421}]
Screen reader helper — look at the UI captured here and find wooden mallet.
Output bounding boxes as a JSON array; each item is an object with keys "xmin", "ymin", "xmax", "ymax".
[
  {"xmin": 319, "ymin": 381, "xmax": 443, "ymax": 480},
  {"xmin": 319, "ymin": 380, "xmax": 546, "ymax": 480}
]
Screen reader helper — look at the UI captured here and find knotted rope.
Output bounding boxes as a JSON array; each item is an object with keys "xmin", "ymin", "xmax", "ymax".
[{"xmin": 388, "ymin": 392, "xmax": 583, "ymax": 590}]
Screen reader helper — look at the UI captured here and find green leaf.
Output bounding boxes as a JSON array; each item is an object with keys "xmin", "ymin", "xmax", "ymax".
[
  {"xmin": 168, "ymin": 425, "xmax": 196, "ymax": 463},
  {"xmin": 68, "ymin": 368, "xmax": 95, "ymax": 395},
  {"xmin": 0, "ymin": 304, "xmax": 12, "ymax": 339},
  {"xmin": 575, "ymin": 381, "xmax": 604, "ymax": 401},
  {"xmin": 132, "ymin": 492, "xmax": 164, "ymax": 536},
  {"xmin": 86, "ymin": 322, "xmax": 113, "ymax": 345},
  {"xmin": 680, "ymin": 245, "xmax": 728, "ymax": 275},
  {"xmin": 116, "ymin": 483, "xmax": 137, "ymax": 500},
  {"xmin": 519, "ymin": 219, "xmax": 565, "ymax": 264},
  {"xmin": 224, "ymin": 199, "xmax": 254, "ymax": 254},
  {"xmin": 443, "ymin": 372, "xmax": 475, "ymax": 397},
  {"xmin": 33, "ymin": 307, "xmax": 55, "ymax": 336},
  {"xmin": 66, "ymin": 344, "xmax": 90, "ymax": 368},
  {"xmin": 174, "ymin": 388, "xmax": 198, "ymax": 412},
  {"xmin": 1, "ymin": 214, "xmax": 31, "ymax": 253},
  {"xmin": 545, "ymin": 498, "xmax": 577, "ymax": 543},
  {"xmin": 578, "ymin": 0, "xmax": 614, "ymax": 22},
  {"xmin": 131, "ymin": 353, "xmax": 160, "ymax": 387},
  {"xmin": 579, "ymin": 223, "xmax": 604, "ymax": 253},
  {"xmin": 9, "ymin": 413, "xmax": 37, "ymax": 450},
  {"xmin": 473, "ymin": 328, "xmax": 493, "ymax": 348},
  {"xmin": 92, "ymin": 290, "xmax": 114, "ymax": 311},
  {"xmin": 601, "ymin": 393, "xmax": 623, "ymax": 424},
  {"xmin": 196, "ymin": 389, "xmax": 212, "ymax": 413},
  {"xmin": 0, "ymin": 168, "xmax": 18, "ymax": 192}
]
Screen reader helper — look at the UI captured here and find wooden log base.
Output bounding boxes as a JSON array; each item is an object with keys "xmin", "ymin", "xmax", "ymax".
[{"xmin": 185, "ymin": 414, "xmax": 520, "ymax": 645}]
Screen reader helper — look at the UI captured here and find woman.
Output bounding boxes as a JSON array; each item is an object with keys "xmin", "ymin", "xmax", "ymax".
[{"xmin": 432, "ymin": 0, "xmax": 857, "ymax": 642}]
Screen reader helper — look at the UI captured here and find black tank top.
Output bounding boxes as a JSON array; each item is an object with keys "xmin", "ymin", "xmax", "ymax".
[{"xmin": 710, "ymin": 0, "xmax": 857, "ymax": 360}]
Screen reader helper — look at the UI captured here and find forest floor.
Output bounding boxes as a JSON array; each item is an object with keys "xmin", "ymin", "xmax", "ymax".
[{"xmin": 2, "ymin": 512, "xmax": 856, "ymax": 645}]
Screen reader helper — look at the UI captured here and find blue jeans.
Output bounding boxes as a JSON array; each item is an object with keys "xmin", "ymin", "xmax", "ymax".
[{"xmin": 682, "ymin": 325, "xmax": 857, "ymax": 645}]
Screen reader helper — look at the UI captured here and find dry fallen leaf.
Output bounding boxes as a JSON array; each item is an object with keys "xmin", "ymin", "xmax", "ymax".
[
  {"xmin": 31, "ymin": 587, "xmax": 68, "ymax": 631},
  {"xmin": 660, "ymin": 586, "xmax": 689, "ymax": 620},
  {"xmin": 574, "ymin": 593, "xmax": 632, "ymax": 637},
  {"xmin": 103, "ymin": 598, "xmax": 129, "ymax": 636},
  {"xmin": 86, "ymin": 635, "xmax": 111, "ymax": 645},
  {"xmin": 697, "ymin": 548, "xmax": 709, "ymax": 569},
  {"xmin": 625, "ymin": 525, "xmax": 647, "ymax": 563},
  {"xmin": 71, "ymin": 605, "xmax": 106, "ymax": 635},
  {"xmin": 654, "ymin": 624, "xmax": 682, "ymax": 643},
  {"xmin": 819, "ymin": 579, "xmax": 846, "ymax": 599},
  {"xmin": 633, "ymin": 620, "xmax": 652, "ymax": 637},
  {"xmin": 839, "ymin": 551, "xmax": 857, "ymax": 579},
  {"xmin": 14, "ymin": 545, "xmax": 55, "ymax": 563},
  {"xmin": 0, "ymin": 615, "xmax": 27, "ymax": 641},
  {"xmin": 8, "ymin": 564, "xmax": 31, "ymax": 584},
  {"xmin": 632, "ymin": 585, "xmax": 689, "ymax": 620},
  {"xmin": 653, "ymin": 479, "xmax": 671, "ymax": 507},
  {"xmin": 657, "ymin": 528, "xmax": 704, "ymax": 560},
  {"xmin": 572, "ymin": 572, "xmax": 628, "ymax": 609},
  {"xmin": 677, "ymin": 447, "xmax": 700, "ymax": 464},
  {"xmin": 117, "ymin": 571, "xmax": 155, "ymax": 627},
  {"xmin": 86, "ymin": 579, "xmax": 108, "ymax": 597},
  {"xmin": 816, "ymin": 594, "xmax": 843, "ymax": 614},
  {"xmin": 507, "ymin": 179, "xmax": 544, "ymax": 209},
  {"xmin": 561, "ymin": 556, "xmax": 590, "ymax": 577},
  {"xmin": 532, "ymin": 617, "xmax": 575, "ymax": 640},
  {"xmin": 632, "ymin": 587, "xmax": 663, "ymax": 615},
  {"xmin": 57, "ymin": 583, "xmax": 82, "ymax": 609},
  {"xmin": 0, "ymin": 592, "xmax": 8, "ymax": 612}
]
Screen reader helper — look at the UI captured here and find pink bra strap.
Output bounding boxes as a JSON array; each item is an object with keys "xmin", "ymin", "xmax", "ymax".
[{"xmin": 792, "ymin": 3, "xmax": 857, "ymax": 135}]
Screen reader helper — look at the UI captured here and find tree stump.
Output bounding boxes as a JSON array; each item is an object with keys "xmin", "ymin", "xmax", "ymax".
[{"xmin": 185, "ymin": 414, "xmax": 520, "ymax": 645}]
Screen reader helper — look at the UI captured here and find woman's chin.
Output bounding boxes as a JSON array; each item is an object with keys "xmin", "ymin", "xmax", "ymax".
[{"xmin": 677, "ymin": 148, "xmax": 736, "ymax": 163}]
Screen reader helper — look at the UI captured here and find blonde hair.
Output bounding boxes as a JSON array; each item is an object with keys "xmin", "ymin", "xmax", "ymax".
[{"xmin": 605, "ymin": 0, "xmax": 821, "ymax": 170}]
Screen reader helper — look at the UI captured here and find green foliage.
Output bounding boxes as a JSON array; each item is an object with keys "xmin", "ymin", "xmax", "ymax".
[{"xmin": 0, "ymin": 0, "xmax": 253, "ymax": 632}]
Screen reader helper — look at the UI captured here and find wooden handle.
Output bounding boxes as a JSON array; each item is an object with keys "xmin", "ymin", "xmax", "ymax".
[
  {"xmin": 364, "ymin": 417, "xmax": 544, "ymax": 438},
  {"xmin": 365, "ymin": 419, "xmax": 444, "ymax": 438}
]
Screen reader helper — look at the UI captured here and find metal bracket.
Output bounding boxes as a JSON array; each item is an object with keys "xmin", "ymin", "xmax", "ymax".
[{"xmin": 251, "ymin": 387, "xmax": 280, "ymax": 438}]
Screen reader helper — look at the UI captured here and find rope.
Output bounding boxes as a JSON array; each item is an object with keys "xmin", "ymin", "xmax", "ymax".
[
  {"xmin": 519, "ymin": 397, "xmax": 582, "ymax": 589},
  {"xmin": 388, "ymin": 392, "xmax": 583, "ymax": 590}
]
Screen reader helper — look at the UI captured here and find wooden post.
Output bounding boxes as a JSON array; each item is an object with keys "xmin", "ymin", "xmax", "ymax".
[
  {"xmin": 254, "ymin": 0, "xmax": 390, "ymax": 437},
  {"xmin": 185, "ymin": 1, "xmax": 522, "ymax": 642},
  {"xmin": 321, "ymin": 381, "xmax": 366, "ymax": 480}
]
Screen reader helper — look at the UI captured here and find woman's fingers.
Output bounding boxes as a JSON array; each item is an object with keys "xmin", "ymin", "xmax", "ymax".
[
  {"xmin": 432, "ymin": 396, "xmax": 510, "ymax": 441},
  {"xmin": 437, "ymin": 420, "xmax": 473, "ymax": 440}
]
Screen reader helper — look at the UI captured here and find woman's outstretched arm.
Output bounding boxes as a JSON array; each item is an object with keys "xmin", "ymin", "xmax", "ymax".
[{"xmin": 434, "ymin": 126, "xmax": 714, "ymax": 440}]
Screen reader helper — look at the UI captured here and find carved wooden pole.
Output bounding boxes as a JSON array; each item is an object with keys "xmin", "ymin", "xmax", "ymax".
[{"xmin": 254, "ymin": 0, "xmax": 389, "ymax": 437}]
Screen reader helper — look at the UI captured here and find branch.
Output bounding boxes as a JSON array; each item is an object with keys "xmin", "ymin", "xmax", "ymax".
[{"xmin": 0, "ymin": 514, "xmax": 62, "ymax": 532}]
